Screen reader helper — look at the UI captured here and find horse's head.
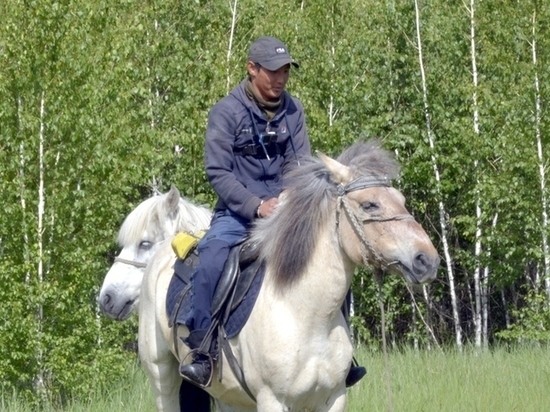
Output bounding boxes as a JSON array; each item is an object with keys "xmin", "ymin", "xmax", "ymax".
[
  {"xmin": 98, "ymin": 186, "xmax": 211, "ymax": 320},
  {"xmin": 319, "ymin": 143, "xmax": 439, "ymax": 284}
]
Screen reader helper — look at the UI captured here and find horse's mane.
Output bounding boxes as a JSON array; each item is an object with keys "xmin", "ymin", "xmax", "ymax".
[
  {"xmin": 117, "ymin": 193, "xmax": 211, "ymax": 247},
  {"xmin": 251, "ymin": 140, "xmax": 400, "ymax": 289}
]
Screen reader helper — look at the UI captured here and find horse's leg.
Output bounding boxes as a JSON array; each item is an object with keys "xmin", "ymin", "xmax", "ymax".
[
  {"xmin": 139, "ymin": 312, "xmax": 181, "ymax": 411},
  {"xmin": 323, "ymin": 389, "xmax": 347, "ymax": 412},
  {"xmin": 254, "ymin": 390, "xmax": 288, "ymax": 412},
  {"xmin": 253, "ymin": 388, "xmax": 347, "ymax": 412},
  {"xmin": 140, "ymin": 346, "xmax": 181, "ymax": 412},
  {"xmin": 215, "ymin": 400, "xmax": 255, "ymax": 412},
  {"xmin": 179, "ymin": 380, "xmax": 211, "ymax": 411}
]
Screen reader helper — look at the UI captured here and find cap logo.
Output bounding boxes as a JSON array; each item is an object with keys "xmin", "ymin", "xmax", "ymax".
[{"xmin": 275, "ymin": 47, "xmax": 286, "ymax": 54}]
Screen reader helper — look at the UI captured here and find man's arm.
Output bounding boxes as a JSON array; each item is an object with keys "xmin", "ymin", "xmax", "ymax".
[{"xmin": 205, "ymin": 103, "xmax": 262, "ymax": 220}]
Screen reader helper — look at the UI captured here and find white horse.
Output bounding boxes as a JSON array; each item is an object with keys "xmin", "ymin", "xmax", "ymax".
[
  {"xmin": 99, "ymin": 187, "xmax": 211, "ymax": 320},
  {"xmin": 135, "ymin": 141, "xmax": 440, "ymax": 411}
]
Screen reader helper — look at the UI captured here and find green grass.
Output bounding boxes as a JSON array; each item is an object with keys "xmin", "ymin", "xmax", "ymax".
[
  {"xmin": 3, "ymin": 346, "xmax": 550, "ymax": 411},
  {"xmin": 0, "ymin": 366, "xmax": 156, "ymax": 412},
  {"xmin": 348, "ymin": 345, "xmax": 550, "ymax": 412}
]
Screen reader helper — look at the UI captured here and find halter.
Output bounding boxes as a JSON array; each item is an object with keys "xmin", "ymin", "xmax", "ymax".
[
  {"xmin": 113, "ymin": 257, "xmax": 147, "ymax": 268},
  {"xmin": 335, "ymin": 175, "xmax": 413, "ymax": 271}
]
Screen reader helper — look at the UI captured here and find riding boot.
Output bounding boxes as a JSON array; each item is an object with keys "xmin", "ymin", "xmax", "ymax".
[
  {"xmin": 179, "ymin": 329, "xmax": 213, "ymax": 387},
  {"xmin": 345, "ymin": 364, "xmax": 367, "ymax": 387},
  {"xmin": 180, "ymin": 353, "xmax": 212, "ymax": 387},
  {"xmin": 342, "ymin": 289, "xmax": 367, "ymax": 388}
]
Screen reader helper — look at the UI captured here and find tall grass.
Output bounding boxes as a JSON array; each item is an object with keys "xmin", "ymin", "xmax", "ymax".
[
  {"xmin": 0, "ymin": 364, "xmax": 155, "ymax": 412},
  {"xmin": 348, "ymin": 345, "xmax": 550, "ymax": 411},
  {"xmin": 2, "ymin": 346, "xmax": 549, "ymax": 411}
]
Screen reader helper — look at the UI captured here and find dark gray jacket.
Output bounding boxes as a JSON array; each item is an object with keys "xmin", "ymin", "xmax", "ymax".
[{"xmin": 204, "ymin": 79, "xmax": 311, "ymax": 220}]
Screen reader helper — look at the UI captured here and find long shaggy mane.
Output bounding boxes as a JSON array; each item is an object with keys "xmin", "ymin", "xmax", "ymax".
[{"xmin": 250, "ymin": 140, "xmax": 400, "ymax": 290}]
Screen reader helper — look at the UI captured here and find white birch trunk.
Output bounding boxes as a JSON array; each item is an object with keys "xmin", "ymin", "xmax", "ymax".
[
  {"xmin": 145, "ymin": 19, "xmax": 164, "ymax": 195},
  {"xmin": 146, "ymin": 20, "xmax": 159, "ymax": 130},
  {"xmin": 349, "ymin": 291, "xmax": 355, "ymax": 343},
  {"xmin": 411, "ymin": 299, "xmax": 418, "ymax": 351},
  {"xmin": 468, "ymin": 0, "xmax": 484, "ymax": 349},
  {"xmin": 407, "ymin": 284, "xmax": 441, "ymax": 350},
  {"xmin": 328, "ymin": 4, "xmax": 338, "ymax": 126},
  {"xmin": 482, "ymin": 213, "xmax": 498, "ymax": 350},
  {"xmin": 473, "ymin": 198, "xmax": 482, "ymax": 348},
  {"xmin": 414, "ymin": 0, "xmax": 462, "ymax": 349},
  {"xmin": 423, "ymin": 285, "xmax": 434, "ymax": 350},
  {"xmin": 19, "ymin": 98, "xmax": 31, "ymax": 283},
  {"xmin": 226, "ymin": 0, "xmax": 238, "ymax": 93},
  {"xmin": 531, "ymin": 9, "xmax": 550, "ymax": 300},
  {"xmin": 501, "ymin": 289, "xmax": 511, "ymax": 329},
  {"xmin": 35, "ymin": 91, "xmax": 46, "ymax": 398}
]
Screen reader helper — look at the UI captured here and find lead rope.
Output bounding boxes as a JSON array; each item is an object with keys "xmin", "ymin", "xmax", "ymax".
[
  {"xmin": 376, "ymin": 271, "xmax": 394, "ymax": 412},
  {"xmin": 338, "ymin": 195, "xmax": 396, "ymax": 411}
]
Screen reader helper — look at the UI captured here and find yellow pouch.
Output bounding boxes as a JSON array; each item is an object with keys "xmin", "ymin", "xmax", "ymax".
[{"xmin": 171, "ymin": 231, "xmax": 206, "ymax": 259}]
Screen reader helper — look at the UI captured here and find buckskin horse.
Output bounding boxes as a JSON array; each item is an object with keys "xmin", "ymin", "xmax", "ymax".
[{"xmin": 112, "ymin": 141, "xmax": 440, "ymax": 411}]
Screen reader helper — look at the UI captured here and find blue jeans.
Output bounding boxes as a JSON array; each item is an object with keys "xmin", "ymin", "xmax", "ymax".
[{"xmin": 181, "ymin": 209, "xmax": 251, "ymax": 332}]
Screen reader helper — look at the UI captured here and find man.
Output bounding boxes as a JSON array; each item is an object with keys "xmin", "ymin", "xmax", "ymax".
[{"xmin": 178, "ymin": 35, "xmax": 365, "ymax": 389}]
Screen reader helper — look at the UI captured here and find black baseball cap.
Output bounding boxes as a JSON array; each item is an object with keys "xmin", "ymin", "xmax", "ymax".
[{"xmin": 247, "ymin": 36, "xmax": 299, "ymax": 71}]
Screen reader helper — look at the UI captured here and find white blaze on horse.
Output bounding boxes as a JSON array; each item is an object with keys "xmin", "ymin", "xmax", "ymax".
[
  {"xmin": 98, "ymin": 189, "xmax": 211, "ymax": 320},
  {"xmin": 126, "ymin": 141, "xmax": 439, "ymax": 411}
]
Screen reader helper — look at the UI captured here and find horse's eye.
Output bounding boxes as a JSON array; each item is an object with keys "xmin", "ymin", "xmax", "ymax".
[
  {"xmin": 361, "ymin": 201, "xmax": 378, "ymax": 211},
  {"xmin": 139, "ymin": 241, "xmax": 153, "ymax": 251}
]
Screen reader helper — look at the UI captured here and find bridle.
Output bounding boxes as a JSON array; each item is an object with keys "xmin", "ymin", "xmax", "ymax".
[
  {"xmin": 113, "ymin": 256, "xmax": 148, "ymax": 268},
  {"xmin": 335, "ymin": 175, "xmax": 413, "ymax": 271}
]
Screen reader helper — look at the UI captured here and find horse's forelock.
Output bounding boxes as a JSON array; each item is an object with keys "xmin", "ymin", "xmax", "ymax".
[
  {"xmin": 116, "ymin": 193, "xmax": 211, "ymax": 248},
  {"xmin": 117, "ymin": 196, "xmax": 165, "ymax": 247},
  {"xmin": 337, "ymin": 140, "xmax": 400, "ymax": 180}
]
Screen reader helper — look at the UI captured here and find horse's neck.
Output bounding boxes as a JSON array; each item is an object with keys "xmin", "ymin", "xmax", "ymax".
[{"xmin": 265, "ymin": 226, "xmax": 354, "ymax": 325}]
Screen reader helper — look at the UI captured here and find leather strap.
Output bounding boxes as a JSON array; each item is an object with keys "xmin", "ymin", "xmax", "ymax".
[{"xmin": 220, "ymin": 330, "xmax": 256, "ymax": 402}]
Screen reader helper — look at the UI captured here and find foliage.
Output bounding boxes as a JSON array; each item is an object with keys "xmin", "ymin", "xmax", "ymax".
[
  {"xmin": 1, "ymin": 0, "xmax": 550, "ymax": 405},
  {"xmin": 496, "ymin": 288, "xmax": 550, "ymax": 343}
]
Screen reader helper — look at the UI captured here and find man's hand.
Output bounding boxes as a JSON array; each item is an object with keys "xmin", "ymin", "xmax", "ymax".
[{"xmin": 258, "ymin": 197, "xmax": 278, "ymax": 218}]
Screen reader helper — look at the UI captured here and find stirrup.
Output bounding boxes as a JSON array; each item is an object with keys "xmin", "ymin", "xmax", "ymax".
[{"xmin": 179, "ymin": 349, "xmax": 214, "ymax": 388}]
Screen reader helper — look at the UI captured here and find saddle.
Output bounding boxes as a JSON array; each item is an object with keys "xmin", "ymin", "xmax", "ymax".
[{"xmin": 165, "ymin": 233, "xmax": 264, "ymax": 396}]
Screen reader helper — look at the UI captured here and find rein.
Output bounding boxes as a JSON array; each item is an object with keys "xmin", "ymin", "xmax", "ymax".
[
  {"xmin": 377, "ymin": 273, "xmax": 394, "ymax": 412},
  {"xmin": 113, "ymin": 257, "xmax": 147, "ymax": 268},
  {"xmin": 336, "ymin": 175, "xmax": 407, "ymax": 412}
]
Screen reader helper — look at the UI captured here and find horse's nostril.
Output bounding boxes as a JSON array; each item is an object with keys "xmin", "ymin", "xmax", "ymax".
[
  {"xmin": 413, "ymin": 252, "xmax": 429, "ymax": 273},
  {"xmin": 101, "ymin": 294, "xmax": 112, "ymax": 309}
]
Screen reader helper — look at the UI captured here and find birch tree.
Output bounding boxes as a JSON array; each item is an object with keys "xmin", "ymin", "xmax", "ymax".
[
  {"xmin": 531, "ymin": 7, "xmax": 550, "ymax": 300},
  {"xmin": 467, "ymin": 0, "xmax": 488, "ymax": 349},
  {"xmin": 413, "ymin": 0, "xmax": 462, "ymax": 349}
]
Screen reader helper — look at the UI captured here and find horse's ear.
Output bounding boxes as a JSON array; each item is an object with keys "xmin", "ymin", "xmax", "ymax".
[
  {"xmin": 316, "ymin": 151, "xmax": 351, "ymax": 184},
  {"xmin": 164, "ymin": 186, "xmax": 181, "ymax": 215}
]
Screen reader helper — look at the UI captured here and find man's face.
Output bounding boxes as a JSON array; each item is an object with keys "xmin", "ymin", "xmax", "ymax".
[{"xmin": 248, "ymin": 62, "xmax": 291, "ymax": 101}]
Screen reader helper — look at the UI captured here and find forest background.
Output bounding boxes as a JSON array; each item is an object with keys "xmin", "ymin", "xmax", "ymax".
[{"xmin": 1, "ymin": 0, "xmax": 549, "ymax": 407}]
